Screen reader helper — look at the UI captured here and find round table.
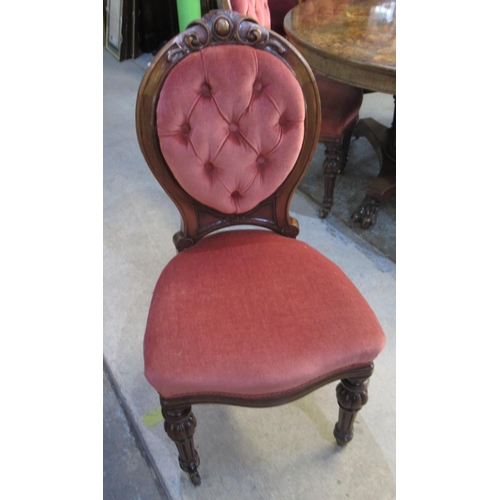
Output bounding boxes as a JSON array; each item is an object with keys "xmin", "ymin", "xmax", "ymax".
[{"xmin": 284, "ymin": 0, "xmax": 396, "ymax": 228}]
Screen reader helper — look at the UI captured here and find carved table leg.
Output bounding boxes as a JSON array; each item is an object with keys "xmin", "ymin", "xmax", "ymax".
[
  {"xmin": 160, "ymin": 397, "xmax": 201, "ymax": 486},
  {"xmin": 334, "ymin": 374, "xmax": 371, "ymax": 446},
  {"xmin": 351, "ymin": 96, "xmax": 396, "ymax": 229},
  {"xmin": 351, "ymin": 197, "xmax": 382, "ymax": 229}
]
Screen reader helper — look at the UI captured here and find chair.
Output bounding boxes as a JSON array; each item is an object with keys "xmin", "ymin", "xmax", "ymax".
[
  {"xmin": 220, "ymin": 0, "xmax": 364, "ymax": 218},
  {"xmin": 136, "ymin": 10, "xmax": 386, "ymax": 487}
]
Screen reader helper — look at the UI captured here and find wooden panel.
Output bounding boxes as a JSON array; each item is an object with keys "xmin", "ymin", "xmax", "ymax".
[{"xmin": 104, "ymin": 0, "xmax": 139, "ymax": 60}]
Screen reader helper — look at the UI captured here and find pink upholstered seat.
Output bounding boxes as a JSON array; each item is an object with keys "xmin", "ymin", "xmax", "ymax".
[
  {"xmin": 144, "ymin": 230, "xmax": 385, "ymax": 399},
  {"xmin": 315, "ymin": 73, "xmax": 362, "ymax": 140}
]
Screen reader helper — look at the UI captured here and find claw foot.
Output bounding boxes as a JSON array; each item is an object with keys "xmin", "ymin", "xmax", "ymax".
[{"xmin": 351, "ymin": 197, "xmax": 380, "ymax": 229}]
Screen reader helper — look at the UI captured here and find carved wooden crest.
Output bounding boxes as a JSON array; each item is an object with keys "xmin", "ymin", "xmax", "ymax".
[{"xmin": 166, "ymin": 10, "xmax": 286, "ymax": 67}]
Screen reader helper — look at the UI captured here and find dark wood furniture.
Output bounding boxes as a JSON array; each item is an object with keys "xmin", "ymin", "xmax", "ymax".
[
  {"xmin": 104, "ymin": 0, "xmax": 139, "ymax": 60},
  {"xmin": 284, "ymin": 0, "xmax": 396, "ymax": 228},
  {"xmin": 136, "ymin": 10, "xmax": 385, "ymax": 487}
]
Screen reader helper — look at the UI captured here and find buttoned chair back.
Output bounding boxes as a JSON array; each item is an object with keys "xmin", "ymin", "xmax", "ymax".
[
  {"xmin": 135, "ymin": 10, "xmax": 385, "ymax": 488},
  {"xmin": 137, "ymin": 9, "xmax": 320, "ymax": 245}
]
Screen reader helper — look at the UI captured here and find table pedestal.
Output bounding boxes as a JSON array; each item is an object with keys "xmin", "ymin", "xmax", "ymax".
[{"xmin": 351, "ymin": 99, "xmax": 396, "ymax": 229}]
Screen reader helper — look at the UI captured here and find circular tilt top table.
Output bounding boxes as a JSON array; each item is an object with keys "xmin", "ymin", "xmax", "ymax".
[{"xmin": 284, "ymin": 0, "xmax": 396, "ymax": 228}]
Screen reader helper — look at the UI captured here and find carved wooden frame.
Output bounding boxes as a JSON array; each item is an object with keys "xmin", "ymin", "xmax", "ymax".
[{"xmin": 136, "ymin": 9, "xmax": 321, "ymax": 251}]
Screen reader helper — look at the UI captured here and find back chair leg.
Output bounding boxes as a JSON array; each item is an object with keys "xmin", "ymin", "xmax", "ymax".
[
  {"xmin": 319, "ymin": 121, "xmax": 357, "ymax": 219},
  {"xmin": 320, "ymin": 136, "xmax": 344, "ymax": 219},
  {"xmin": 334, "ymin": 369, "xmax": 371, "ymax": 446},
  {"xmin": 160, "ymin": 397, "xmax": 201, "ymax": 485}
]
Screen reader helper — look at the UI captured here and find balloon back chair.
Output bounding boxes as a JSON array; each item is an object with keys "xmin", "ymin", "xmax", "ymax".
[
  {"xmin": 136, "ymin": 10, "xmax": 386, "ymax": 487},
  {"xmin": 219, "ymin": 0, "xmax": 364, "ymax": 218}
]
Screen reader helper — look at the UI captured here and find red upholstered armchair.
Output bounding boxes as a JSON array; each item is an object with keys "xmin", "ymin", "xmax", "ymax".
[
  {"xmin": 221, "ymin": 0, "xmax": 363, "ymax": 218},
  {"xmin": 136, "ymin": 10, "xmax": 385, "ymax": 487}
]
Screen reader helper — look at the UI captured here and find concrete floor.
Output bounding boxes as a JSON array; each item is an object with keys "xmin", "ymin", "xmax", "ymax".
[
  {"xmin": 103, "ymin": 48, "xmax": 396, "ymax": 500},
  {"xmin": 104, "ymin": 361, "xmax": 168, "ymax": 500}
]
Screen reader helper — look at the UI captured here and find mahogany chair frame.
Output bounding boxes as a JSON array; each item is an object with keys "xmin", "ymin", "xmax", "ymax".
[{"xmin": 136, "ymin": 10, "xmax": 375, "ymax": 486}]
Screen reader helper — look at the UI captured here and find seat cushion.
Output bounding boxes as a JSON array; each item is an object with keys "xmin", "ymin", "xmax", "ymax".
[
  {"xmin": 315, "ymin": 73, "xmax": 363, "ymax": 139},
  {"xmin": 144, "ymin": 230, "xmax": 385, "ymax": 399}
]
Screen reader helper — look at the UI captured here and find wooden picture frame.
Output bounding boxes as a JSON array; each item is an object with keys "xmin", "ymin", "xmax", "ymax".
[{"xmin": 104, "ymin": 0, "xmax": 138, "ymax": 61}]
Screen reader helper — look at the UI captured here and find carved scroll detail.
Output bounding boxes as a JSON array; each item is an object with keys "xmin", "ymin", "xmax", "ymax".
[
  {"xmin": 165, "ymin": 10, "xmax": 286, "ymax": 68},
  {"xmin": 173, "ymin": 232, "xmax": 195, "ymax": 252},
  {"xmin": 282, "ymin": 225, "xmax": 299, "ymax": 237}
]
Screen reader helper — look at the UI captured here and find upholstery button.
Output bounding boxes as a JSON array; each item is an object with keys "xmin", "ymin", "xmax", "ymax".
[
  {"xmin": 257, "ymin": 155, "xmax": 266, "ymax": 165},
  {"xmin": 229, "ymin": 122, "xmax": 239, "ymax": 133},
  {"xmin": 231, "ymin": 191, "xmax": 241, "ymax": 199},
  {"xmin": 253, "ymin": 80, "xmax": 262, "ymax": 92},
  {"xmin": 204, "ymin": 162, "xmax": 214, "ymax": 172},
  {"xmin": 200, "ymin": 82, "xmax": 211, "ymax": 97},
  {"xmin": 279, "ymin": 116, "xmax": 288, "ymax": 127},
  {"xmin": 181, "ymin": 123, "xmax": 191, "ymax": 134}
]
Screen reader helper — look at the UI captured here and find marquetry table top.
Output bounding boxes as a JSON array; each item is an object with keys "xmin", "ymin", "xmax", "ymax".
[{"xmin": 284, "ymin": 0, "xmax": 396, "ymax": 94}]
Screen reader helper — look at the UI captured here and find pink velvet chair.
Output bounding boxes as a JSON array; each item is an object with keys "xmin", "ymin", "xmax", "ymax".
[
  {"xmin": 221, "ymin": 0, "xmax": 364, "ymax": 218},
  {"xmin": 136, "ymin": 10, "xmax": 385, "ymax": 487}
]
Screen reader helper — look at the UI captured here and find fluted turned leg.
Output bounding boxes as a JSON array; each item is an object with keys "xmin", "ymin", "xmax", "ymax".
[
  {"xmin": 160, "ymin": 397, "xmax": 201, "ymax": 486},
  {"xmin": 334, "ymin": 373, "xmax": 370, "ymax": 446},
  {"xmin": 320, "ymin": 137, "xmax": 344, "ymax": 219},
  {"xmin": 320, "ymin": 123, "xmax": 356, "ymax": 219}
]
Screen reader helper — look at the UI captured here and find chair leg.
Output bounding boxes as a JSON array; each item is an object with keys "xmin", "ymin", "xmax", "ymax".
[
  {"xmin": 320, "ymin": 124, "xmax": 356, "ymax": 219},
  {"xmin": 320, "ymin": 137, "xmax": 343, "ymax": 218},
  {"xmin": 160, "ymin": 397, "xmax": 201, "ymax": 486},
  {"xmin": 333, "ymin": 372, "xmax": 371, "ymax": 446}
]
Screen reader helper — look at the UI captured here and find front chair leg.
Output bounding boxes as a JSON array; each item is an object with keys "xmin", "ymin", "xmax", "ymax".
[
  {"xmin": 160, "ymin": 397, "xmax": 201, "ymax": 486},
  {"xmin": 334, "ymin": 373, "xmax": 370, "ymax": 446}
]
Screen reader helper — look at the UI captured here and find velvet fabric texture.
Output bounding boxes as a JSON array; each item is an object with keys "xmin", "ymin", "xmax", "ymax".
[
  {"xmin": 144, "ymin": 230, "xmax": 386, "ymax": 399},
  {"xmin": 267, "ymin": 0, "xmax": 297, "ymax": 36},
  {"xmin": 156, "ymin": 45, "xmax": 305, "ymax": 214},
  {"xmin": 230, "ymin": 0, "xmax": 271, "ymax": 29},
  {"xmin": 315, "ymin": 74, "xmax": 363, "ymax": 139}
]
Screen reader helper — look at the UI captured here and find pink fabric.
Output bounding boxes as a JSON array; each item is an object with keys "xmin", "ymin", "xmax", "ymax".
[
  {"xmin": 156, "ymin": 45, "xmax": 305, "ymax": 214},
  {"xmin": 144, "ymin": 230, "xmax": 386, "ymax": 399},
  {"xmin": 315, "ymin": 74, "xmax": 363, "ymax": 138},
  {"xmin": 267, "ymin": 0, "xmax": 296, "ymax": 35},
  {"xmin": 230, "ymin": 0, "xmax": 271, "ymax": 29}
]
